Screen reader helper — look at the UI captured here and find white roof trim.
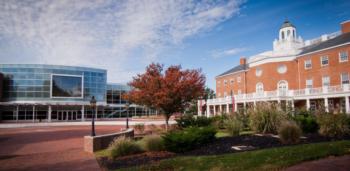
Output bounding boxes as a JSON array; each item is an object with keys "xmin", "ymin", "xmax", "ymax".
[{"xmin": 297, "ymin": 42, "xmax": 350, "ymax": 57}]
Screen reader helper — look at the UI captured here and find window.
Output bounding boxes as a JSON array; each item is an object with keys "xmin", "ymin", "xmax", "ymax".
[
  {"xmin": 304, "ymin": 59, "xmax": 312, "ymax": 69},
  {"xmin": 224, "ymin": 80, "xmax": 227, "ymax": 85},
  {"xmin": 256, "ymin": 82, "xmax": 264, "ymax": 94},
  {"xmin": 341, "ymin": 73, "xmax": 349, "ymax": 85},
  {"xmin": 224, "ymin": 92, "xmax": 227, "ymax": 97},
  {"xmin": 277, "ymin": 64, "xmax": 287, "ymax": 74},
  {"xmin": 306, "ymin": 79, "xmax": 313, "ymax": 88},
  {"xmin": 255, "ymin": 67, "xmax": 262, "ymax": 77},
  {"xmin": 293, "ymin": 30, "xmax": 295, "ymax": 38},
  {"xmin": 321, "ymin": 56, "xmax": 329, "ymax": 66},
  {"xmin": 281, "ymin": 31, "xmax": 285, "ymax": 39},
  {"xmin": 230, "ymin": 79, "xmax": 234, "ymax": 84},
  {"xmin": 237, "ymin": 76, "xmax": 241, "ymax": 83},
  {"xmin": 339, "ymin": 51, "xmax": 348, "ymax": 62},
  {"xmin": 322, "ymin": 76, "xmax": 330, "ymax": 87},
  {"xmin": 51, "ymin": 75, "xmax": 83, "ymax": 98}
]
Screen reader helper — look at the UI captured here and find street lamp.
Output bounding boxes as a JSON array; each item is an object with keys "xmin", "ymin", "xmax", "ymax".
[
  {"xmin": 90, "ymin": 96, "xmax": 97, "ymax": 136},
  {"xmin": 125, "ymin": 102, "xmax": 130, "ymax": 129}
]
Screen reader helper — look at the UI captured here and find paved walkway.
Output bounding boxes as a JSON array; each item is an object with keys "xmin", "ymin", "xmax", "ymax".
[
  {"xmin": 0, "ymin": 125, "xmax": 124, "ymax": 171},
  {"xmin": 285, "ymin": 155, "xmax": 350, "ymax": 171},
  {"xmin": 0, "ymin": 120, "xmax": 175, "ymax": 128}
]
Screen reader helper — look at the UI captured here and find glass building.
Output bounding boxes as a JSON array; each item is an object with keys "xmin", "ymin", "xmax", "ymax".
[{"xmin": 0, "ymin": 64, "xmax": 156, "ymax": 122}]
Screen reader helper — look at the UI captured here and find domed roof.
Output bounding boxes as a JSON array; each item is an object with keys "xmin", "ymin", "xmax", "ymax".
[{"xmin": 281, "ymin": 20, "xmax": 295, "ymax": 29}]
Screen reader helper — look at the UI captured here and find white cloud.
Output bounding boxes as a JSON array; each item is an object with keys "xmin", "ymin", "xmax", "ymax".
[
  {"xmin": 211, "ymin": 47, "xmax": 247, "ymax": 59},
  {"xmin": 0, "ymin": 0, "xmax": 243, "ymax": 83}
]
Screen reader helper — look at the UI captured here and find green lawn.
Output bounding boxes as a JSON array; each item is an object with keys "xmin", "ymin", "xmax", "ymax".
[{"xmin": 117, "ymin": 140, "xmax": 350, "ymax": 171}]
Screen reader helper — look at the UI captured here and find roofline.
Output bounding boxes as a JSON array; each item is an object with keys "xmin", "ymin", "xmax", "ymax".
[
  {"xmin": 0, "ymin": 64, "xmax": 107, "ymax": 72},
  {"xmin": 341, "ymin": 20, "xmax": 350, "ymax": 24},
  {"xmin": 215, "ymin": 69, "xmax": 247, "ymax": 79},
  {"xmin": 296, "ymin": 42, "xmax": 350, "ymax": 57},
  {"xmin": 247, "ymin": 54, "xmax": 298, "ymax": 66}
]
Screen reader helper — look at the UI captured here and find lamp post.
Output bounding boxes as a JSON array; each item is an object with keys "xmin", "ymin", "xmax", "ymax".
[
  {"xmin": 90, "ymin": 96, "xmax": 96, "ymax": 136},
  {"xmin": 125, "ymin": 102, "xmax": 130, "ymax": 129}
]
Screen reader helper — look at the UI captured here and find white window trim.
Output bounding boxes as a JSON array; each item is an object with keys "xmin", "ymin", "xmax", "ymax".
[
  {"xmin": 339, "ymin": 51, "xmax": 348, "ymax": 63},
  {"xmin": 237, "ymin": 76, "xmax": 241, "ymax": 83},
  {"xmin": 256, "ymin": 82, "xmax": 264, "ymax": 93},
  {"xmin": 306, "ymin": 79, "xmax": 313, "ymax": 88},
  {"xmin": 322, "ymin": 76, "xmax": 330, "ymax": 87},
  {"xmin": 304, "ymin": 59, "xmax": 312, "ymax": 69},
  {"xmin": 320, "ymin": 56, "xmax": 329, "ymax": 67},
  {"xmin": 340, "ymin": 73, "xmax": 349, "ymax": 85}
]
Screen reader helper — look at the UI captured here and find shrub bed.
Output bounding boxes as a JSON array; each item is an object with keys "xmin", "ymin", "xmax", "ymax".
[
  {"xmin": 140, "ymin": 135, "xmax": 165, "ymax": 151},
  {"xmin": 224, "ymin": 116, "xmax": 242, "ymax": 136},
  {"xmin": 176, "ymin": 114, "xmax": 213, "ymax": 128},
  {"xmin": 316, "ymin": 113, "xmax": 349, "ymax": 138},
  {"xmin": 278, "ymin": 121, "xmax": 302, "ymax": 144},
  {"xmin": 248, "ymin": 103, "xmax": 286, "ymax": 134},
  {"xmin": 108, "ymin": 136, "xmax": 143, "ymax": 159},
  {"xmin": 162, "ymin": 126, "xmax": 217, "ymax": 153},
  {"xmin": 294, "ymin": 110, "xmax": 319, "ymax": 133}
]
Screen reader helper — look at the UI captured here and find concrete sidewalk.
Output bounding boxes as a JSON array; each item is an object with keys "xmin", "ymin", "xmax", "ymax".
[{"xmin": 0, "ymin": 120, "xmax": 176, "ymax": 128}]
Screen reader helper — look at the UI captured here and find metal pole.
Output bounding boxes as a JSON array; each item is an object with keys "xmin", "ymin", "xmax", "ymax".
[
  {"xmin": 91, "ymin": 106, "xmax": 96, "ymax": 136},
  {"xmin": 126, "ymin": 107, "xmax": 129, "ymax": 129}
]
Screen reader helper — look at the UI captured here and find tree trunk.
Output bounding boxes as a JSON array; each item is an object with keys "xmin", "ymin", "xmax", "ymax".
[{"xmin": 165, "ymin": 117, "xmax": 169, "ymax": 131}]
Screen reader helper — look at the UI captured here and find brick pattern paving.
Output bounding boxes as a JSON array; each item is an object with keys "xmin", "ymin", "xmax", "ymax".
[{"xmin": 0, "ymin": 126, "xmax": 124, "ymax": 171}]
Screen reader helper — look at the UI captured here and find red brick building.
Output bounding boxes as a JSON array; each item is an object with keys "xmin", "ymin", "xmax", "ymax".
[{"xmin": 199, "ymin": 20, "xmax": 350, "ymax": 116}]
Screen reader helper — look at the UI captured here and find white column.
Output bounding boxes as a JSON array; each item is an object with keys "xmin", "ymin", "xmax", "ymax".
[
  {"xmin": 213, "ymin": 105, "xmax": 216, "ymax": 116},
  {"xmin": 66, "ymin": 111, "xmax": 68, "ymax": 121},
  {"xmin": 291, "ymin": 100, "xmax": 295, "ymax": 111},
  {"xmin": 32, "ymin": 105, "xmax": 35, "ymax": 123},
  {"xmin": 219, "ymin": 105, "xmax": 222, "ymax": 114},
  {"xmin": 16, "ymin": 105, "xmax": 19, "ymax": 122},
  {"xmin": 324, "ymin": 98, "xmax": 329, "ymax": 112},
  {"xmin": 206, "ymin": 104, "xmax": 210, "ymax": 117},
  {"xmin": 226, "ymin": 104, "xmax": 230, "ymax": 114},
  {"xmin": 253, "ymin": 101, "xmax": 256, "ymax": 109},
  {"xmin": 234, "ymin": 103, "xmax": 238, "ymax": 112},
  {"xmin": 48, "ymin": 105, "xmax": 52, "ymax": 122},
  {"xmin": 243, "ymin": 102, "xmax": 247, "ymax": 112},
  {"xmin": 345, "ymin": 96, "xmax": 350, "ymax": 114},
  {"xmin": 81, "ymin": 105, "xmax": 85, "ymax": 121},
  {"xmin": 306, "ymin": 99, "xmax": 310, "ymax": 110},
  {"xmin": 197, "ymin": 100, "xmax": 201, "ymax": 116}
]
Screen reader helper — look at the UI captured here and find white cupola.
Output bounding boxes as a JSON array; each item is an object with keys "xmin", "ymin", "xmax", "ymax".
[{"xmin": 273, "ymin": 20, "xmax": 304, "ymax": 52}]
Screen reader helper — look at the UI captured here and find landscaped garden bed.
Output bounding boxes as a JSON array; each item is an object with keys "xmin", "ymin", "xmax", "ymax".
[{"xmin": 95, "ymin": 103, "xmax": 350, "ymax": 170}]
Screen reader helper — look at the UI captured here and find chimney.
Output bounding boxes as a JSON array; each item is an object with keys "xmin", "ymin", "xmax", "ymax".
[
  {"xmin": 341, "ymin": 20, "xmax": 350, "ymax": 34},
  {"xmin": 240, "ymin": 57, "xmax": 246, "ymax": 65}
]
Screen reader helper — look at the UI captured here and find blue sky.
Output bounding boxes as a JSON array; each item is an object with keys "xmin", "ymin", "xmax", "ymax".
[{"xmin": 0, "ymin": 0, "xmax": 349, "ymax": 90}]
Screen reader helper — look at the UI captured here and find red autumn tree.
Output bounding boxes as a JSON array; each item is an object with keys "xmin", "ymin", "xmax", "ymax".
[{"xmin": 124, "ymin": 63, "xmax": 205, "ymax": 129}]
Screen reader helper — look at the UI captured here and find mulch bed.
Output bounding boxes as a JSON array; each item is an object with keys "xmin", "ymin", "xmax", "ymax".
[
  {"xmin": 182, "ymin": 134, "xmax": 350, "ymax": 156},
  {"xmin": 97, "ymin": 134, "xmax": 350, "ymax": 170}
]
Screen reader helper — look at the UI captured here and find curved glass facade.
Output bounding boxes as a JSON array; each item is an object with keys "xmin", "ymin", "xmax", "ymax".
[
  {"xmin": 0, "ymin": 64, "xmax": 157, "ymax": 122},
  {"xmin": 106, "ymin": 83, "xmax": 131, "ymax": 104},
  {"xmin": 0, "ymin": 64, "xmax": 106, "ymax": 102}
]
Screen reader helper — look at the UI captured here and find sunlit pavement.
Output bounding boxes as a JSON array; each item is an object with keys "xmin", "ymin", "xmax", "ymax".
[{"xmin": 0, "ymin": 125, "xmax": 124, "ymax": 171}]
